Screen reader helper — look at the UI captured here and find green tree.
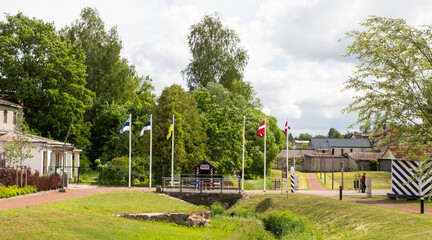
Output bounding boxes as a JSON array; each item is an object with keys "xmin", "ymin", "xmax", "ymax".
[
  {"xmin": 343, "ymin": 16, "xmax": 432, "ymax": 181},
  {"xmin": 0, "ymin": 13, "xmax": 93, "ymax": 147},
  {"xmin": 182, "ymin": 13, "xmax": 252, "ymax": 100},
  {"xmin": 297, "ymin": 133, "xmax": 312, "ymax": 141},
  {"xmin": 314, "ymin": 134, "xmax": 327, "ymax": 139},
  {"xmin": 60, "ymin": 7, "xmax": 142, "ymax": 105},
  {"xmin": 152, "ymin": 85, "xmax": 207, "ymax": 181},
  {"xmin": 328, "ymin": 128, "xmax": 343, "ymax": 139}
]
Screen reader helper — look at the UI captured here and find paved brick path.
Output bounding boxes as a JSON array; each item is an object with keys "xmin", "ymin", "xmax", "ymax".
[{"xmin": 305, "ymin": 173, "xmax": 327, "ymax": 191}]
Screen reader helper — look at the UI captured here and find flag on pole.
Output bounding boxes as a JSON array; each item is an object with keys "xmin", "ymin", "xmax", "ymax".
[
  {"xmin": 120, "ymin": 118, "xmax": 131, "ymax": 133},
  {"xmin": 140, "ymin": 118, "xmax": 151, "ymax": 136},
  {"xmin": 285, "ymin": 121, "xmax": 291, "ymax": 134},
  {"xmin": 166, "ymin": 120, "xmax": 174, "ymax": 140},
  {"xmin": 242, "ymin": 121, "xmax": 247, "ymax": 144},
  {"xmin": 257, "ymin": 120, "xmax": 266, "ymax": 138}
]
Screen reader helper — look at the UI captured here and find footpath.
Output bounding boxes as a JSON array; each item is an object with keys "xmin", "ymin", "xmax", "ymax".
[{"xmin": 0, "ymin": 175, "xmax": 428, "ymax": 214}]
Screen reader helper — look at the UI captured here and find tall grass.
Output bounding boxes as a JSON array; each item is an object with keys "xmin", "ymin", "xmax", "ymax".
[{"xmin": 231, "ymin": 194, "xmax": 432, "ymax": 239}]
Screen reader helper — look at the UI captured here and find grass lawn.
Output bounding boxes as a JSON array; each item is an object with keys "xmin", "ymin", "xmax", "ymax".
[
  {"xmin": 230, "ymin": 194, "xmax": 432, "ymax": 239},
  {"xmin": 316, "ymin": 171, "xmax": 391, "ymax": 190},
  {"xmin": 244, "ymin": 169, "xmax": 309, "ymax": 190},
  {"xmin": 0, "ymin": 191, "xmax": 271, "ymax": 240}
]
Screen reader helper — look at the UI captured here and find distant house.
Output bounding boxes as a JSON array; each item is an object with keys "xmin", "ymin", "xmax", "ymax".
[
  {"xmin": 303, "ymin": 138, "xmax": 376, "ymax": 172},
  {"xmin": 308, "ymin": 138, "xmax": 373, "ymax": 156},
  {"xmin": 0, "ymin": 99, "xmax": 81, "ymax": 178}
]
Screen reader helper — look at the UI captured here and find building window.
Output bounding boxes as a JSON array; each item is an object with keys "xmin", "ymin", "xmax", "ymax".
[
  {"xmin": 3, "ymin": 110, "xmax": 7, "ymax": 123},
  {"xmin": 350, "ymin": 149, "xmax": 353, "ymax": 152},
  {"xmin": 13, "ymin": 111, "xmax": 16, "ymax": 125},
  {"xmin": 341, "ymin": 149, "xmax": 344, "ymax": 155}
]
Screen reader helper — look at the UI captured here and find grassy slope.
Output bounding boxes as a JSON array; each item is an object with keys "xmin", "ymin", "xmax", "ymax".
[
  {"xmin": 316, "ymin": 171, "xmax": 391, "ymax": 190},
  {"xmin": 0, "ymin": 191, "xmax": 271, "ymax": 240},
  {"xmin": 231, "ymin": 194, "xmax": 432, "ymax": 240}
]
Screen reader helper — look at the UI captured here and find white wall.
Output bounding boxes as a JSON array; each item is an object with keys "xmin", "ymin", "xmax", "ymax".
[{"xmin": 0, "ymin": 105, "xmax": 18, "ymax": 132}]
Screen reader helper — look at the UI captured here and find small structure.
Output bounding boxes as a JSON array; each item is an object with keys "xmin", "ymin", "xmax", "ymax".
[
  {"xmin": 194, "ymin": 159, "xmax": 217, "ymax": 175},
  {"xmin": 347, "ymin": 152, "xmax": 391, "ymax": 171}
]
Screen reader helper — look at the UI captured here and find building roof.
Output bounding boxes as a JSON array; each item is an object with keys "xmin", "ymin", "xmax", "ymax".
[
  {"xmin": 0, "ymin": 131, "xmax": 82, "ymax": 152},
  {"xmin": 309, "ymin": 138, "xmax": 371, "ymax": 150},
  {"xmin": 0, "ymin": 99, "xmax": 22, "ymax": 109},
  {"xmin": 193, "ymin": 159, "xmax": 218, "ymax": 169}
]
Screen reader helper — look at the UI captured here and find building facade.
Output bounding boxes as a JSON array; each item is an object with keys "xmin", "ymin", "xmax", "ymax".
[{"xmin": 0, "ymin": 99, "xmax": 81, "ymax": 178}]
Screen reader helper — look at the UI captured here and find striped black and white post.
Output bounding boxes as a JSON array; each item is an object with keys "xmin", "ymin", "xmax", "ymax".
[
  {"xmin": 290, "ymin": 166, "xmax": 295, "ymax": 193},
  {"xmin": 391, "ymin": 159, "xmax": 432, "ymax": 196}
]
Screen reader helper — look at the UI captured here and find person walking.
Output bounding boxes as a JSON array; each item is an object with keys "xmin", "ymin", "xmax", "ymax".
[{"xmin": 361, "ymin": 172, "xmax": 367, "ymax": 193}]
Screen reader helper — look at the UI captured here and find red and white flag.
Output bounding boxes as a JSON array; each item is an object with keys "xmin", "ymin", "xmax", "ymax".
[
  {"xmin": 257, "ymin": 120, "xmax": 266, "ymax": 138},
  {"xmin": 285, "ymin": 121, "xmax": 291, "ymax": 134}
]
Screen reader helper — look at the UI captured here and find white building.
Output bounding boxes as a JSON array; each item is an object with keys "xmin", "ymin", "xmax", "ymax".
[{"xmin": 0, "ymin": 99, "xmax": 81, "ymax": 178}]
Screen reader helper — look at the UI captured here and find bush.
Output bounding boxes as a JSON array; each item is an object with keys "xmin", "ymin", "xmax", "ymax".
[
  {"xmin": 0, "ymin": 185, "xmax": 37, "ymax": 198},
  {"xmin": 0, "ymin": 167, "xmax": 60, "ymax": 191},
  {"xmin": 261, "ymin": 211, "xmax": 321, "ymax": 239},
  {"xmin": 99, "ymin": 162, "xmax": 139, "ymax": 185},
  {"xmin": 210, "ymin": 201, "xmax": 226, "ymax": 216},
  {"xmin": 370, "ymin": 159, "xmax": 379, "ymax": 171}
]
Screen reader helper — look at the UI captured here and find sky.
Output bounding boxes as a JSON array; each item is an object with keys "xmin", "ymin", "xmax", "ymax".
[{"xmin": 2, "ymin": 0, "xmax": 432, "ymax": 137}]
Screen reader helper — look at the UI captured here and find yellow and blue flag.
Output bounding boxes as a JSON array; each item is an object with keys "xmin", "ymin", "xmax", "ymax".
[{"xmin": 166, "ymin": 120, "xmax": 174, "ymax": 140}]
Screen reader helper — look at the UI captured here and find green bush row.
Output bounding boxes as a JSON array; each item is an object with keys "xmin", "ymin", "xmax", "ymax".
[{"xmin": 0, "ymin": 185, "xmax": 37, "ymax": 199}]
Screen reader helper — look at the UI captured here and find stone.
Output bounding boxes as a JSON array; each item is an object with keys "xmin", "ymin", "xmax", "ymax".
[{"xmin": 117, "ymin": 212, "xmax": 211, "ymax": 227}]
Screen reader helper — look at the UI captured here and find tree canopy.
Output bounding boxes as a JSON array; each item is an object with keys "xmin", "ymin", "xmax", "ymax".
[
  {"xmin": 344, "ymin": 16, "xmax": 432, "ymax": 162},
  {"xmin": 0, "ymin": 13, "xmax": 94, "ymax": 146},
  {"xmin": 182, "ymin": 13, "xmax": 252, "ymax": 100},
  {"xmin": 328, "ymin": 128, "xmax": 343, "ymax": 139},
  {"xmin": 60, "ymin": 7, "xmax": 143, "ymax": 106},
  {"xmin": 152, "ymin": 85, "xmax": 207, "ymax": 180}
]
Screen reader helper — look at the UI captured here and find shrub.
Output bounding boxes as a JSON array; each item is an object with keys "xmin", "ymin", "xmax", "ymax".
[
  {"xmin": 99, "ymin": 162, "xmax": 139, "ymax": 185},
  {"xmin": 370, "ymin": 159, "xmax": 379, "ymax": 171},
  {"xmin": 0, "ymin": 167, "xmax": 60, "ymax": 191},
  {"xmin": 210, "ymin": 201, "xmax": 226, "ymax": 216},
  {"xmin": 261, "ymin": 210, "xmax": 321, "ymax": 239},
  {"xmin": 0, "ymin": 185, "xmax": 37, "ymax": 198}
]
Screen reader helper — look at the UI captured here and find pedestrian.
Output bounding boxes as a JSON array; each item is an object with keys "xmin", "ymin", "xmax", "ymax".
[{"xmin": 361, "ymin": 172, "xmax": 366, "ymax": 193}]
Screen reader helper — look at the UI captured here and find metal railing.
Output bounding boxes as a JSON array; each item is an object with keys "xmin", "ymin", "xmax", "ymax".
[{"xmin": 162, "ymin": 174, "xmax": 241, "ymax": 193}]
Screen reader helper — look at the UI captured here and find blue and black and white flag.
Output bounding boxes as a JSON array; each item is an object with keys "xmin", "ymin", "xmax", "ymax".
[
  {"xmin": 120, "ymin": 118, "xmax": 131, "ymax": 133},
  {"xmin": 140, "ymin": 118, "xmax": 151, "ymax": 136}
]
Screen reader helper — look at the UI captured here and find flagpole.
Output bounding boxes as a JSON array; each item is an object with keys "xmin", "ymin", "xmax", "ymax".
[
  {"xmin": 171, "ymin": 115, "xmax": 174, "ymax": 186},
  {"xmin": 286, "ymin": 119, "xmax": 289, "ymax": 193},
  {"xmin": 149, "ymin": 114, "xmax": 152, "ymax": 189},
  {"xmin": 128, "ymin": 113, "xmax": 132, "ymax": 189},
  {"xmin": 242, "ymin": 116, "xmax": 245, "ymax": 191},
  {"xmin": 264, "ymin": 116, "xmax": 266, "ymax": 192}
]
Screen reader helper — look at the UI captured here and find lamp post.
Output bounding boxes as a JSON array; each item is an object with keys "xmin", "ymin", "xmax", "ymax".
[{"xmin": 60, "ymin": 117, "xmax": 74, "ymax": 192}]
